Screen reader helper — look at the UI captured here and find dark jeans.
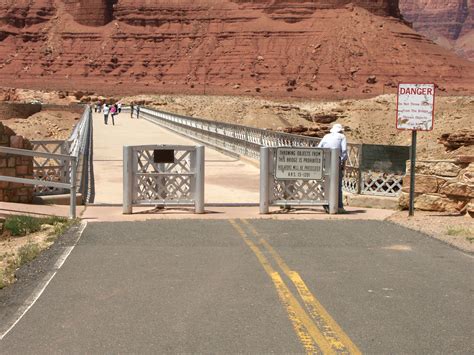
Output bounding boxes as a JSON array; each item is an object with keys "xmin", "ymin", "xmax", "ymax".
[
  {"xmin": 104, "ymin": 113, "xmax": 108, "ymax": 124},
  {"xmin": 339, "ymin": 168, "xmax": 344, "ymax": 209}
]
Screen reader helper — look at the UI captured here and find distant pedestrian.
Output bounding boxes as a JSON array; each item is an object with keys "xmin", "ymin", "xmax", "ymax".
[
  {"xmin": 130, "ymin": 104, "xmax": 134, "ymax": 118},
  {"xmin": 97, "ymin": 102, "xmax": 102, "ymax": 113},
  {"xmin": 136, "ymin": 105, "xmax": 140, "ymax": 119},
  {"xmin": 110, "ymin": 104, "xmax": 117, "ymax": 125},
  {"xmin": 117, "ymin": 102, "xmax": 122, "ymax": 114},
  {"xmin": 318, "ymin": 123, "xmax": 347, "ymax": 212},
  {"xmin": 103, "ymin": 104, "xmax": 110, "ymax": 124}
]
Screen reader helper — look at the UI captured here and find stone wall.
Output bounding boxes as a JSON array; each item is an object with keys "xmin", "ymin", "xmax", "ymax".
[
  {"xmin": 0, "ymin": 123, "xmax": 34, "ymax": 203},
  {"xmin": 399, "ymin": 157, "xmax": 473, "ymax": 215}
]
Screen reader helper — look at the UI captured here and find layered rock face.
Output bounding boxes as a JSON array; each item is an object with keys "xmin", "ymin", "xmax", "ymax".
[
  {"xmin": 400, "ymin": 0, "xmax": 474, "ymax": 60},
  {"xmin": 63, "ymin": 0, "xmax": 116, "ymax": 26},
  {"xmin": 0, "ymin": 0, "xmax": 473, "ymax": 97}
]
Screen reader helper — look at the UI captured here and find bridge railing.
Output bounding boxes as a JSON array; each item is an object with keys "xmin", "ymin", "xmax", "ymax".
[
  {"xmin": 135, "ymin": 106, "xmax": 405, "ymax": 197},
  {"xmin": 31, "ymin": 105, "xmax": 94, "ymax": 203},
  {"xmin": 0, "ymin": 106, "xmax": 93, "ymax": 217}
]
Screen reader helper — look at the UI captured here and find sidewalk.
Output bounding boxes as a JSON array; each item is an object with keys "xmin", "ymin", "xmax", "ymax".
[
  {"xmin": 93, "ymin": 111, "xmax": 260, "ymax": 205},
  {"xmin": 0, "ymin": 201, "xmax": 394, "ymax": 222}
]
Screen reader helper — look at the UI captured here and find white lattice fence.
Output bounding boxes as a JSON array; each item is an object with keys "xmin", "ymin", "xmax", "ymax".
[
  {"xmin": 123, "ymin": 145, "xmax": 205, "ymax": 214},
  {"xmin": 361, "ymin": 172, "xmax": 404, "ymax": 196},
  {"xmin": 31, "ymin": 140, "xmax": 69, "ymax": 195}
]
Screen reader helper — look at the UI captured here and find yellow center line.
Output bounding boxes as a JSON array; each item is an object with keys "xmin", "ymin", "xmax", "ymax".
[
  {"xmin": 229, "ymin": 220, "xmax": 334, "ymax": 355},
  {"xmin": 241, "ymin": 219, "xmax": 362, "ymax": 355}
]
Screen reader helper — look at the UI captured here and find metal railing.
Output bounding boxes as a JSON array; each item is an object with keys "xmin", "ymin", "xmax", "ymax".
[
  {"xmin": 0, "ymin": 147, "xmax": 78, "ymax": 218},
  {"xmin": 0, "ymin": 105, "xmax": 94, "ymax": 218},
  {"xmin": 135, "ymin": 106, "xmax": 409, "ymax": 197},
  {"xmin": 123, "ymin": 145, "xmax": 205, "ymax": 214},
  {"xmin": 31, "ymin": 106, "xmax": 94, "ymax": 203}
]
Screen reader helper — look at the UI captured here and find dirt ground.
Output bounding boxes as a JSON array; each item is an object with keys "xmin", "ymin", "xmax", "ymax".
[
  {"xmin": 0, "ymin": 110, "xmax": 79, "ymax": 141},
  {"xmin": 0, "ymin": 225, "xmax": 56, "ymax": 287},
  {"xmin": 387, "ymin": 211, "xmax": 473, "ymax": 253}
]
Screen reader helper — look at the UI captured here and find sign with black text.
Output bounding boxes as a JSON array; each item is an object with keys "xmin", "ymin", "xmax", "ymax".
[
  {"xmin": 275, "ymin": 148, "xmax": 323, "ymax": 180},
  {"xmin": 396, "ymin": 83, "xmax": 435, "ymax": 131}
]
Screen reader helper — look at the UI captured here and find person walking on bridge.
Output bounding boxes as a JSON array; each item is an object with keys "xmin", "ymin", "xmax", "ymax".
[
  {"xmin": 318, "ymin": 123, "xmax": 347, "ymax": 212},
  {"xmin": 103, "ymin": 104, "xmax": 110, "ymax": 125}
]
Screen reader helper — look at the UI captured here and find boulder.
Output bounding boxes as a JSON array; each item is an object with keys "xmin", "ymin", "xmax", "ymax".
[
  {"xmin": 401, "ymin": 175, "xmax": 447, "ymax": 194},
  {"xmin": 399, "ymin": 192, "xmax": 468, "ymax": 212},
  {"xmin": 438, "ymin": 129, "xmax": 474, "ymax": 151}
]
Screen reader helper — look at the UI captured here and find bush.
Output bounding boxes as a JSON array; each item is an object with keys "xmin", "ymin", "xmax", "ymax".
[
  {"xmin": 18, "ymin": 243, "xmax": 40, "ymax": 266},
  {"xmin": 4, "ymin": 215, "xmax": 67, "ymax": 237}
]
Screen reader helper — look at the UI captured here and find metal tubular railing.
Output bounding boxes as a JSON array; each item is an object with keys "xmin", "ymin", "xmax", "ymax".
[
  {"xmin": 0, "ymin": 105, "xmax": 94, "ymax": 218},
  {"xmin": 31, "ymin": 106, "xmax": 94, "ymax": 203},
  {"xmin": 134, "ymin": 106, "xmax": 362, "ymax": 194},
  {"xmin": 0, "ymin": 146, "xmax": 77, "ymax": 219}
]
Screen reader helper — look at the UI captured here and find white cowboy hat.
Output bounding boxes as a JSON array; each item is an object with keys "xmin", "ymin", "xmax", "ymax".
[{"xmin": 330, "ymin": 123, "xmax": 344, "ymax": 133}]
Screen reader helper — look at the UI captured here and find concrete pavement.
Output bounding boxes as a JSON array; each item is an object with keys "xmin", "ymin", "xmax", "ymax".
[
  {"xmin": 1, "ymin": 220, "xmax": 472, "ymax": 353},
  {"xmin": 93, "ymin": 110, "xmax": 260, "ymax": 205}
]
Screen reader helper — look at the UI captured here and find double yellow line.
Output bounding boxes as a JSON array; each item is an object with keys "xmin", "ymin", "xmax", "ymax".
[{"xmin": 229, "ymin": 219, "xmax": 361, "ymax": 355}]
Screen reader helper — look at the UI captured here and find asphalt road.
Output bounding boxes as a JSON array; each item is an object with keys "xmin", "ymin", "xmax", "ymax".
[{"xmin": 1, "ymin": 220, "xmax": 473, "ymax": 354}]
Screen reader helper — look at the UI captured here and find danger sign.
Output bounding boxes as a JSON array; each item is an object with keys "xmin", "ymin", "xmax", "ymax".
[{"xmin": 396, "ymin": 83, "xmax": 435, "ymax": 131}]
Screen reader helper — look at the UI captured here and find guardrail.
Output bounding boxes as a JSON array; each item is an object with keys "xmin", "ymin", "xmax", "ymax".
[
  {"xmin": 31, "ymin": 106, "xmax": 94, "ymax": 203},
  {"xmin": 0, "ymin": 146, "xmax": 77, "ymax": 218},
  {"xmin": 0, "ymin": 105, "xmax": 94, "ymax": 218},
  {"xmin": 133, "ymin": 106, "xmax": 405, "ymax": 197}
]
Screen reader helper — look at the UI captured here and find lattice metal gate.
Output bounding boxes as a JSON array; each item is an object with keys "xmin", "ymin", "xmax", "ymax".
[
  {"xmin": 123, "ymin": 145, "xmax": 205, "ymax": 214},
  {"xmin": 259, "ymin": 147, "xmax": 340, "ymax": 214}
]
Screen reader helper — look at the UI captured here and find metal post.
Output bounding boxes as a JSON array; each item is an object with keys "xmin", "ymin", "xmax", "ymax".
[
  {"xmin": 260, "ymin": 146, "xmax": 270, "ymax": 214},
  {"xmin": 357, "ymin": 145, "xmax": 363, "ymax": 194},
  {"xmin": 69, "ymin": 156, "xmax": 77, "ymax": 219},
  {"xmin": 195, "ymin": 146, "xmax": 205, "ymax": 213},
  {"xmin": 409, "ymin": 130, "xmax": 417, "ymax": 216},
  {"xmin": 123, "ymin": 146, "xmax": 134, "ymax": 214},
  {"xmin": 329, "ymin": 148, "xmax": 340, "ymax": 214}
]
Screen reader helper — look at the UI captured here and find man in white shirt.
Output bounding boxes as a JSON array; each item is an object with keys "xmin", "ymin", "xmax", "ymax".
[{"xmin": 318, "ymin": 123, "xmax": 347, "ymax": 212}]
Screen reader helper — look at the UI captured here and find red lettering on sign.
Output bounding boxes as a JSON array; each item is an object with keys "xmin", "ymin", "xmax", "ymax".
[{"xmin": 400, "ymin": 87, "xmax": 434, "ymax": 96}]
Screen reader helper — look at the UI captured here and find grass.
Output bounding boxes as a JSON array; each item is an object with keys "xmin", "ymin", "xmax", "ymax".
[
  {"xmin": 0, "ymin": 215, "xmax": 77, "ymax": 289},
  {"xmin": 4, "ymin": 215, "xmax": 68, "ymax": 237},
  {"xmin": 446, "ymin": 226, "xmax": 473, "ymax": 242}
]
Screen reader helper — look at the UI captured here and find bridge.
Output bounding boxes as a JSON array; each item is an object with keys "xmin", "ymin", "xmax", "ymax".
[{"xmin": 0, "ymin": 106, "xmax": 472, "ymax": 353}]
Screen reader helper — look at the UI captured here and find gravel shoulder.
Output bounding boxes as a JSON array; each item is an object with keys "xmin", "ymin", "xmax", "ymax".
[{"xmin": 387, "ymin": 211, "xmax": 474, "ymax": 253}]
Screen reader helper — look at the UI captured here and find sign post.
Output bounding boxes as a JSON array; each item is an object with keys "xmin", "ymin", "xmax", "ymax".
[{"xmin": 396, "ymin": 83, "xmax": 435, "ymax": 216}]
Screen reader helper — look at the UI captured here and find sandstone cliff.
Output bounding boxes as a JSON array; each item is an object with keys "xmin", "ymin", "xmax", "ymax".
[
  {"xmin": 0, "ymin": 0, "xmax": 473, "ymax": 98},
  {"xmin": 400, "ymin": 0, "xmax": 474, "ymax": 61}
]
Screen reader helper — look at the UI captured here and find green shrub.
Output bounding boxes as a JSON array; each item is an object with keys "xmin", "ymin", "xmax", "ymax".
[
  {"xmin": 18, "ymin": 243, "xmax": 40, "ymax": 266},
  {"xmin": 4, "ymin": 215, "xmax": 67, "ymax": 237}
]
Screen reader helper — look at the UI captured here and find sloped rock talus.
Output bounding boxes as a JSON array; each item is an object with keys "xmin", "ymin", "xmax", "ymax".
[{"xmin": 0, "ymin": 0, "xmax": 473, "ymax": 98}]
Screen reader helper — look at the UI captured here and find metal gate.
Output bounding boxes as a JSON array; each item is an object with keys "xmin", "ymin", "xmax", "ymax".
[
  {"xmin": 259, "ymin": 147, "xmax": 340, "ymax": 214},
  {"xmin": 123, "ymin": 145, "xmax": 205, "ymax": 214}
]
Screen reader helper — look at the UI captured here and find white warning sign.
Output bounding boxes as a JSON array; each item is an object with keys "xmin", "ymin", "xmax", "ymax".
[
  {"xmin": 275, "ymin": 148, "xmax": 323, "ymax": 180},
  {"xmin": 396, "ymin": 83, "xmax": 435, "ymax": 131}
]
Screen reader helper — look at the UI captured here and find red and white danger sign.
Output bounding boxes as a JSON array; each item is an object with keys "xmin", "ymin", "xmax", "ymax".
[{"xmin": 396, "ymin": 83, "xmax": 435, "ymax": 131}]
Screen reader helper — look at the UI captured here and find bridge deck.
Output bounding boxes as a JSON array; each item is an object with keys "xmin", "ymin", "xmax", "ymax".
[{"xmin": 92, "ymin": 111, "xmax": 260, "ymax": 205}]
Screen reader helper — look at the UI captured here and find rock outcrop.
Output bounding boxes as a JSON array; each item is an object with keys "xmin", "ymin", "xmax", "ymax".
[
  {"xmin": 400, "ymin": 0, "xmax": 474, "ymax": 61},
  {"xmin": 0, "ymin": 0, "xmax": 474, "ymax": 97},
  {"xmin": 439, "ymin": 130, "xmax": 474, "ymax": 151},
  {"xmin": 400, "ymin": 159, "xmax": 474, "ymax": 214}
]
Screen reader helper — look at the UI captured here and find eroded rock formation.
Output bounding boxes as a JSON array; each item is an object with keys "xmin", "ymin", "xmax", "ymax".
[
  {"xmin": 0, "ymin": 0, "xmax": 473, "ymax": 97},
  {"xmin": 400, "ymin": 0, "xmax": 474, "ymax": 60}
]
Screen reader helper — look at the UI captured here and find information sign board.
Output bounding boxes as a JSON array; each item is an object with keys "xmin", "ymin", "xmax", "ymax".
[
  {"xmin": 275, "ymin": 148, "xmax": 323, "ymax": 180},
  {"xmin": 396, "ymin": 83, "xmax": 435, "ymax": 131}
]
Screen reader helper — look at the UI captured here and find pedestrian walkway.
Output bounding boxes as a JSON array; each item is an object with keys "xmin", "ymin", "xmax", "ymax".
[{"xmin": 93, "ymin": 110, "xmax": 260, "ymax": 205}]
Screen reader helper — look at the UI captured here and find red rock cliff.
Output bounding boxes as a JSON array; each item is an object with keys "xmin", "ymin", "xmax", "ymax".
[
  {"xmin": 0, "ymin": 0, "xmax": 473, "ymax": 98},
  {"xmin": 400, "ymin": 0, "xmax": 474, "ymax": 60}
]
